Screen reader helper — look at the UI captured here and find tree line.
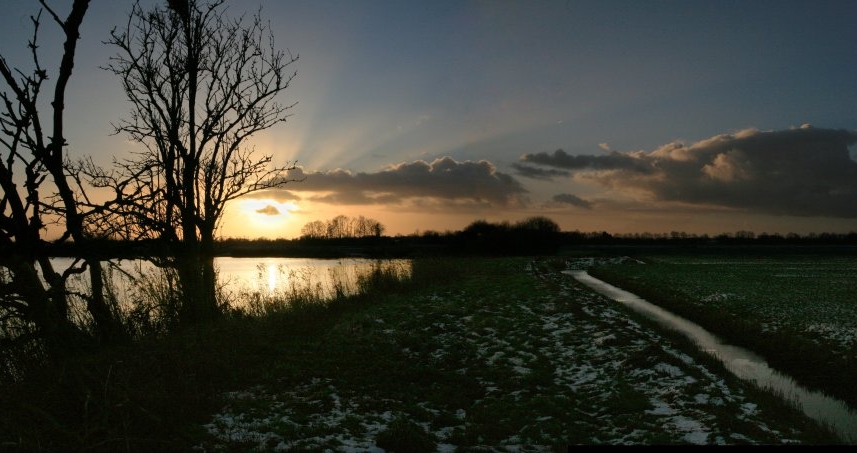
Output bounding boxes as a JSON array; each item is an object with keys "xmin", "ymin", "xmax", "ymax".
[
  {"xmin": 1, "ymin": 0, "xmax": 299, "ymax": 360},
  {"xmin": 300, "ymin": 215, "xmax": 386, "ymax": 240}
]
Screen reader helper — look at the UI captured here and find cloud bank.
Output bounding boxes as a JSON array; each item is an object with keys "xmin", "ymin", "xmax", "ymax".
[
  {"xmin": 519, "ymin": 126, "xmax": 857, "ymax": 218},
  {"xmin": 511, "ymin": 162, "xmax": 571, "ymax": 180},
  {"xmin": 276, "ymin": 157, "xmax": 527, "ymax": 208},
  {"xmin": 551, "ymin": 193, "xmax": 593, "ymax": 209}
]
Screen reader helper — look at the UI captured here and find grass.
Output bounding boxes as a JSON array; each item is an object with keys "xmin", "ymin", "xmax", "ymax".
[
  {"xmin": 0, "ymin": 256, "xmax": 846, "ymax": 450},
  {"xmin": 587, "ymin": 252, "xmax": 857, "ymax": 410}
]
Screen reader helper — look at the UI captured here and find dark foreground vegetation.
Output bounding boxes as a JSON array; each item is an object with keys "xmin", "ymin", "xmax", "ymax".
[
  {"xmin": 0, "ymin": 257, "xmax": 846, "ymax": 450},
  {"xmin": 0, "ymin": 260, "xmax": 415, "ymax": 450}
]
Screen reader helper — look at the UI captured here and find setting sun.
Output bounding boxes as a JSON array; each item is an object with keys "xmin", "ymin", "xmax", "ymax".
[{"xmin": 222, "ymin": 198, "xmax": 300, "ymax": 238}]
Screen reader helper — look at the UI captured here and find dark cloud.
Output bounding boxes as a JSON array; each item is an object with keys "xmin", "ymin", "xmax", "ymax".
[
  {"xmin": 255, "ymin": 205, "xmax": 280, "ymax": 216},
  {"xmin": 251, "ymin": 189, "xmax": 302, "ymax": 203},
  {"xmin": 552, "ymin": 193, "xmax": 593, "ymax": 209},
  {"xmin": 522, "ymin": 126, "xmax": 857, "ymax": 218},
  {"xmin": 521, "ymin": 148, "xmax": 654, "ymax": 173},
  {"xmin": 275, "ymin": 157, "xmax": 528, "ymax": 207},
  {"xmin": 511, "ymin": 162, "xmax": 571, "ymax": 180}
]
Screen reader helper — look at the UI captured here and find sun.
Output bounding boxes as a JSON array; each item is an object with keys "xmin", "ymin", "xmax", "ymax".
[{"xmin": 223, "ymin": 198, "xmax": 300, "ymax": 238}]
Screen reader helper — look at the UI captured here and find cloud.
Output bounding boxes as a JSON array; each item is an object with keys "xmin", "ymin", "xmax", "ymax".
[
  {"xmin": 274, "ymin": 157, "xmax": 528, "ymax": 208},
  {"xmin": 551, "ymin": 193, "xmax": 593, "ymax": 209},
  {"xmin": 511, "ymin": 162, "xmax": 571, "ymax": 180},
  {"xmin": 521, "ymin": 127, "xmax": 857, "ymax": 218},
  {"xmin": 250, "ymin": 189, "xmax": 302, "ymax": 203},
  {"xmin": 521, "ymin": 148, "xmax": 654, "ymax": 173},
  {"xmin": 255, "ymin": 205, "xmax": 281, "ymax": 215}
]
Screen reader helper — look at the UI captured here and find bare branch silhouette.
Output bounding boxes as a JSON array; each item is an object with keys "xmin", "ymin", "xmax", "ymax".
[{"xmin": 102, "ymin": 0, "xmax": 301, "ymax": 324}]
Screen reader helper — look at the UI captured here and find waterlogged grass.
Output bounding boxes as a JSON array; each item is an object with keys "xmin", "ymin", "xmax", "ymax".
[
  {"xmin": 0, "ymin": 257, "xmax": 842, "ymax": 450},
  {"xmin": 588, "ymin": 253, "xmax": 857, "ymax": 411},
  {"xmin": 231, "ymin": 259, "xmax": 414, "ymax": 317},
  {"xmin": 198, "ymin": 257, "xmax": 839, "ymax": 449}
]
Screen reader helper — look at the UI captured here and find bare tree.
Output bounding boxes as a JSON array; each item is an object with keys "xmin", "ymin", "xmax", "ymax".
[
  {"xmin": 351, "ymin": 215, "xmax": 384, "ymax": 238},
  {"xmin": 300, "ymin": 220, "xmax": 326, "ymax": 240},
  {"xmin": 102, "ymin": 0, "xmax": 300, "ymax": 324},
  {"xmin": 326, "ymin": 215, "xmax": 349, "ymax": 240},
  {"xmin": 1, "ymin": 0, "xmax": 126, "ymax": 351},
  {"xmin": 299, "ymin": 215, "xmax": 386, "ymax": 240},
  {"xmin": 370, "ymin": 219, "xmax": 385, "ymax": 238}
]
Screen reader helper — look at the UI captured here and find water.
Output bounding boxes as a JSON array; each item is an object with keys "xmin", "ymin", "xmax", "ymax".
[
  {"xmin": 215, "ymin": 257, "xmax": 410, "ymax": 301},
  {"xmin": 50, "ymin": 256, "xmax": 411, "ymax": 308},
  {"xmin": 567, "ymin": 270, "xmax": 857, "ymax": 443}
]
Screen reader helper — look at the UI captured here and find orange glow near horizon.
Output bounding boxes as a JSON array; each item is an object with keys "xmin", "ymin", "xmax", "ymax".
[
  {"xmin": 222, "ymin": 198, "xmax": 301, "ymax": 239},
  {"xmin": 221, "ymin": 198, "xmax": 857, "ymax": 241}
]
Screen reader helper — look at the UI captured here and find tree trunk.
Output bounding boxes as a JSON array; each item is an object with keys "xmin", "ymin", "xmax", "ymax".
[
  {"xmin": 200, "ymin": 233, "xmax": 218, "ymax": 320},
  {"xmin": 176, "ymin": 237, "xmax": 219, "ymax": 325},
  {"xmin": 85, "ymin": 261, "xmax": 127, "ymax": 344},
  {"xmin": 46, "ymin": 0, "xmax": 125, "ymax": 345},
  {"xmin": 8, "ymin": 257, "xmax": 82, "ymax": 353}
]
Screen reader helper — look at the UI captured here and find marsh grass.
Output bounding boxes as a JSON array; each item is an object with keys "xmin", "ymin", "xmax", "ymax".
[
  {"xmin": 0, "ymin": 256, "xmax": 844, "ymax": 451},
  {"xmin": 0, "ymin": 259, "xmax": 414, "ymax": 451},
  {"xmin": 121, "ymin": 265, "xmax": 183, "ymax": 337},
  {"xmin": 229, "ymin": 259, "xmax": 412, "ymax": 317}
]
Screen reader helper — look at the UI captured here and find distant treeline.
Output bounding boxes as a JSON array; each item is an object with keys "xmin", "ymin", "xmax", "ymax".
[
  {"xmin": 563, "ymin": 229, "xmax": 857, "ymax": 245},
  {"xmin": 401, "ymin": 218, "xmax": 857, "ymax": 254},
  {"xmin": 27, "ymin": 216, "xmax": 857, "ymax": 259},
  {"xmin": 300, "ymin": 215, "xmax": 385, "ymax": 239}
]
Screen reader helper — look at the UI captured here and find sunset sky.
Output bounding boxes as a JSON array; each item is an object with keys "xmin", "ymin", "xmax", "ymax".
[{"xmin": 3, "ymin": 0, "xmax": 857, "ymax": 239}]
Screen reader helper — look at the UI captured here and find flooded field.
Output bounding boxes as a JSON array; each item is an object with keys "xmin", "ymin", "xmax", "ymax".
[
  {"xmin": 49, "ymin": 256, "xmax": 411, "ymax": 310},
  {"xmin": 594, "ymin": 255, "xmax": 857, "ymax": 338},
  {"xmin": 571, "ymin": 269, "xmax": 857, "ymax": 443},
  {"xmin": 200, "ymin": 258, "xmax": 841, "ymax": 448},
  {"xmin": 587, "ymin": 253, "xmax": 857, "ymax": 435}
]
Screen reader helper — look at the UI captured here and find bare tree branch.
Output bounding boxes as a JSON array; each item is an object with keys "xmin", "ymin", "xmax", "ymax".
[
  {"xmin": 102, "ymin": 0, "xmax": 300, "ymax": 324},
  {"xmin": 1, "ymin": 0, "xmax": 126, "ymax": 349}
]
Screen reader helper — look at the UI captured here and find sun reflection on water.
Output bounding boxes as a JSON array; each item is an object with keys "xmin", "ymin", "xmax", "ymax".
[
  {"xmin": 235, "ymin": 258, "xmax": 411, "ymax": 301},
  {"xmin": 266, "ymin": 263, "xmax": 278, "ymax": 293}
]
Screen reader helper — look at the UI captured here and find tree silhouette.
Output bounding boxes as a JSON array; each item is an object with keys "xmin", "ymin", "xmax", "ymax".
[
  {"xmin": 456, "ymin": 217, "xmax": 562, "ymax": 254},
  {"xmin": 99, "ymin": 0, "xmax": 300, "ymax": 324},
  {"xmin": 299, "ymin": 215, "xmax": 386, "ymax": 240},
  {"xmin": 1, "ymin": 0, "xmax": 126, "ymax": 351}
]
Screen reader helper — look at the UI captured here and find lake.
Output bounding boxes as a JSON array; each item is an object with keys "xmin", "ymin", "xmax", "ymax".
[{"xmin": 50, "ymin": 256, "xmax": 412, "ymax": 310}]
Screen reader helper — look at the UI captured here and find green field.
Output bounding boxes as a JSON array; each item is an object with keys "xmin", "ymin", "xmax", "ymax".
[{"xmin": 589, "ymin": 252, "xmax": 857, "ymax": 411}]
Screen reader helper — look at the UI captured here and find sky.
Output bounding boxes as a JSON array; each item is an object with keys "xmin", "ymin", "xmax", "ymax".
[{"xmin": 3, "ymin": 0, "xmax": 857, "ymax": 239}]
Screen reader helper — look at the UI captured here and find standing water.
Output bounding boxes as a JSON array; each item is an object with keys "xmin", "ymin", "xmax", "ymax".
[
  {"xmin": 568, "ymin": 270, "xmax": 857, "ymax": 443},
  {"xmin": 46, "ymin": 257, "xmax": 411, "ymax": 309}
]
